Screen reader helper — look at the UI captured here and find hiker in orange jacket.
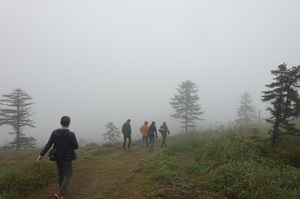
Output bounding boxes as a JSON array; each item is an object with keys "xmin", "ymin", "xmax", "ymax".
[{"xmin": 140, "ymin": 121, "xmax": 149, "ymax": 147}]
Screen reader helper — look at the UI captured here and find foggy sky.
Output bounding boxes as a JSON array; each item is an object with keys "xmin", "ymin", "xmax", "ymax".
[{"xmin": 1, "ymin": 0, "xmax": 300, "ymax": 146}]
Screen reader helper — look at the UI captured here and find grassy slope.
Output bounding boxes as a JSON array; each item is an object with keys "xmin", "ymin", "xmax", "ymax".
[
  {"xmin": 30, "ymin": 140, "xmax": 163, "ymax": 199},
  {"xmin": 2, "ymin": 131, "xmax": 300, "ymax": 199}
]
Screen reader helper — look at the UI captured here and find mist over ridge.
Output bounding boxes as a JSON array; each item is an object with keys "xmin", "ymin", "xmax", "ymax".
[{"xmin": 1, "ymin": 0, "xmax": 299, "ymax": 146}]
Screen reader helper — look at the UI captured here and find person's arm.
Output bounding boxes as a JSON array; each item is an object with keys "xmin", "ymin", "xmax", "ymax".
[
  {"xmin": 122, "ymin": 124, "xmax": 125, "ymax": 134},
  {"xmin": 36, "ymin": 131, "xmax": 55, "ymax": 161},
  {"xmin": 140, "ymin": 126, "xmax": 143, "ymax": 133},
  {"xmin": 36, "ymin": 155, "xmax": 42, "ymax": 161},
  {"xmin": 155, "ymin": 127, "xmax": 158, "ymax": 138},
  {"xmin": 70, "ymin": 132, "xmax": 79, "ymax": 150}
]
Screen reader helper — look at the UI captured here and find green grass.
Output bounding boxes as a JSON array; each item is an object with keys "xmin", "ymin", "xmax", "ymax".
[
  {"xmin": 140, "ymin": 131, "xmax": 300, "ymax": 199},
  {"xmin": 0, "ymin": 141, "xmax": 119, "ymax": 199},
  {"xmin": 0, "ymin": 160, "xmax": 56, "ymax": 199},
  {"xmin": 1, "ymin": 130, "xmax": 300, "ymax": 199}
]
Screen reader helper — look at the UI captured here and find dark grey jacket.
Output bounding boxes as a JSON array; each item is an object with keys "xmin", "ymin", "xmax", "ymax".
[
  {"xmin": 40, "ymin": 128, "xmax": 79, "ymax": 161},
  {"xmin": 122, "ymin": 122, "xmax": 131, "ymax": 136},
  {"xmin": 148, "ymin": 124, "xmax": 158, "ymax": 138}
]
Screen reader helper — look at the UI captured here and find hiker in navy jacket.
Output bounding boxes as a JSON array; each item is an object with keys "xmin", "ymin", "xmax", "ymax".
[
  {"xmin": 122, "ymin": 119, "xmax": 132, "ymax": 151},
  {"xmin": 148, "ymin": 121, "xmax": 158, "ymax": 152},
  {"xmin": 37, "ymin": 116, "xmax": 78, "ymax": 199}
]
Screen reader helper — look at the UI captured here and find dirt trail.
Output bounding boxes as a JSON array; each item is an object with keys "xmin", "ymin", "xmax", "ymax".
[{"xmin": 31, "ymin": 141, "xmax": 162, "ymax": 199}]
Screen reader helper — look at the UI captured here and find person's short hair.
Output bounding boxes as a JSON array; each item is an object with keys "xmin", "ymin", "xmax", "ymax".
[{"xmin": 60, "ymin": 116, "xmax": 71, "ymax": 126}]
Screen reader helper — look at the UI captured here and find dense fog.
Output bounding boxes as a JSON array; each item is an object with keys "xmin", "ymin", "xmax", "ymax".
[{"xmin": 1, "ymin": 1, "xmax": 300, "ymax": 146}]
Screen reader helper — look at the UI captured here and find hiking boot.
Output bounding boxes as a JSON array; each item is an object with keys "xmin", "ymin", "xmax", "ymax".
[{"xmin": 54, "ymin": 192, "xmax": 63, "ymax": 199}]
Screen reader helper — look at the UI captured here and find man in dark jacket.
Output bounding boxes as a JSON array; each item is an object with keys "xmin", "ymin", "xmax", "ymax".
[
  {"xmin": 37, "ymin": 116, "xmax": 78, "ymax": 199},
  {"xmin": 122, "ymin": 119, "xmax": 131, "ymax": 151},
  {"xmin": 148, "ymin": 121, "xmax": 158, "ymax": 152}
]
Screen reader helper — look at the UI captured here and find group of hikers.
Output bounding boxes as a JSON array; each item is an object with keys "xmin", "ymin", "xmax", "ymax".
[
  {"xmin": 35, "ymin": 116, "xmax": 171, "ymax": 199},
  {"xmin": 121, "ymin": 119, "xmax": 171, "ymax": 152}
]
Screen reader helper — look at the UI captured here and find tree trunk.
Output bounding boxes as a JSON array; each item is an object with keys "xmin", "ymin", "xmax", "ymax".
[{"xmin": 271, "ymin": 123, "xmax": 279, "ymax": 147}]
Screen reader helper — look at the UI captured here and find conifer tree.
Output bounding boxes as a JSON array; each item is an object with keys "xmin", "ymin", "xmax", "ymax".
[
  {"xmin": 0, "ymin": 88, "xmax": 36, "ymax": 150},
  {"xmin": 170, "ymin": 80, "xmax": 204, "ymax": 133},
  {"xmin": 103, "ymin": 122, "xmax": 121, "ymax": 143},
  {"xmin": 261, "ymin": 64, "xmax": 300, "ymax": 146},
  {"xmin": 236, "ymin": 92, "xmax": 257, "ymax": 130}
]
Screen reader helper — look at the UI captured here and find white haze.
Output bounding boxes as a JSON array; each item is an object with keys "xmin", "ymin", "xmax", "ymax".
[{"xmin": 0, "ymin": 0, "xmax": 300, "ymax": 146}]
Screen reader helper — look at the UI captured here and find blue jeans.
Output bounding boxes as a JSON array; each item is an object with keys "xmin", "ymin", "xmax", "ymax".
[
  {"xmin": 161, "ymin": 133, "xmax": 167, "ymax": 147},
  {"xmin": 141, "ymin": 135, "xmax": 149, "ymax": 147},
  {"xmin": 149, "ymin": 136, "xmax": 155, "ymax": 151},
  {"xmin": 56, "ymin": 161, "xmax": 73, "ymax": 196},
  {"xmin": 123, "ymin": 134, "xmax": 131, "ymax": 150}
]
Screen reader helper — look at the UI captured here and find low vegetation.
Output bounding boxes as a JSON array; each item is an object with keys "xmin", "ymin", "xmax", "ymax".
[
  {"xmin": 0, "ymin": 149, "xmax": 56, "ymax": 199},
  {"xmin": 141, "ymin": 130, "xmax": 300, "ymax": 199},
  {"xmin": 1, "ymin": 128, "xmax": 300, "ymax": 199}
]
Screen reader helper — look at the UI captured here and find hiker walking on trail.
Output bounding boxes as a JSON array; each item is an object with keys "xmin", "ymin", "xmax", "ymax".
[
  {"xmin": 159, "ymin": 122, "xmax": 170, "ymax": 148},
  {"xmin": 148, "ymin": 121, "xmax": 158, "ymax": 152},
  {"xmin": 122, "ymin": 119, "xmax": 132, "ymax": 151},
  {"xmin": 36, "ymin": 116, "xmax": 79, "ymax": 199},
  {"xmin": 140, "ymin": 121, "xmax": 149, "ymax": 148}
]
